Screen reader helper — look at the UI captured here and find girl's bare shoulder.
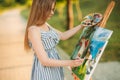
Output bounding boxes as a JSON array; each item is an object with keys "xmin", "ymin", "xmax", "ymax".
[
  {"xmin": 28, "ymin": 26, "xmax": 42, "ymax": 41},
  {"xmin": 28, "ymin": 26, "xmax": 41, "ymax": 38},
  {"xmin": 28, "ymin": 26, "xmax": 39, "ymax": 32}
]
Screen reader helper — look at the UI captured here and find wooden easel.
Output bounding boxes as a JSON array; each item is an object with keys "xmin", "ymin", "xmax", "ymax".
[
  {"xmin": 73, "ymin": 1, "xmax": 115, "ymax": 80},
  {"xmin": 99, "ymin": 1, "xmax": 115, "ymax": 28}
]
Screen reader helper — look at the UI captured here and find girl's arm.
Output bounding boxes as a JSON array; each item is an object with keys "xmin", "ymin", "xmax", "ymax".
[
  {"xmin": 28, "ymin": 26, "xmax": 83, "ymax": 67},
  {"xmin": 48, "ymin": 23, "xmax": 84, "ymax": 40}
]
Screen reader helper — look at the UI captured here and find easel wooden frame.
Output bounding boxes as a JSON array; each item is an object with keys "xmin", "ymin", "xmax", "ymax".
[{"xmin": 73, "ymin": 1, "xmax": 115, "ymax": 80}]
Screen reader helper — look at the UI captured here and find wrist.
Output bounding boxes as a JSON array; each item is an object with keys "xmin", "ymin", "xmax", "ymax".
[
  {"xmin": 61, "ymin": 60, "xmax": 72, "ymax": 67},
  {"xmin": 68, "ymin": 60, "xmax": 74, "ymax": 67}
]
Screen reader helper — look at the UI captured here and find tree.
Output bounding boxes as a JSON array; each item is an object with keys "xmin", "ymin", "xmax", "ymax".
[
  {"xmin": 67, "ymin": 0, "xmax": 82, "ymax": 29},
  {"xmin": 67, "ymin": 0, "xmax": 74, "ymax": 29},
  {"xmin": 74, "ymin": 0, "xmax": 82, "ymax": 21}
]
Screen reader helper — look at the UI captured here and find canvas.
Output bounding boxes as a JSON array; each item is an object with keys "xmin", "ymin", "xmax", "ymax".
[{"xmin": 71, "ymin": 26, "xmax": 113, "ymax": 80}]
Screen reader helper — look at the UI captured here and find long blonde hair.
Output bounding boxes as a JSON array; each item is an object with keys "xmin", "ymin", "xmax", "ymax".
[{"xmin": 24, "ymin": 0, "xmax": 56, "ymax": 51}]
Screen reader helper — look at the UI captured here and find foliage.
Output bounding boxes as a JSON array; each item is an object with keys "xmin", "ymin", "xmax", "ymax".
[
  {"xmin": 0, "ymin": 0, "xmax": 15, "ymax": 6},
  {"xmin": 0, "ymin": 0, "xmax": 28, "ymax": 7},
  {"xmin": 56, "ymin": 0, "xmax": 66, "ymax": 18},
  {"xmin": 15, "ymin": 0, "xmax": 28, "ymax": 5}
]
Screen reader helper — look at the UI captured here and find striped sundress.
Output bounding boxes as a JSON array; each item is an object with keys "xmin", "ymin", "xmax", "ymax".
[{"xmin": 29, "ymin": 26, "xmax": 64, "ymax": 80}]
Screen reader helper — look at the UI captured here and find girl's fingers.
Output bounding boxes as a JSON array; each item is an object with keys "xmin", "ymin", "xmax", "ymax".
[{"xmin": 75, "ymin": 58, "xmax": 84, "ymax": 63}]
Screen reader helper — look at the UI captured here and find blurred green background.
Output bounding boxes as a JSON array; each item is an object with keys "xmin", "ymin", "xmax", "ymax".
[{"xmin": 0, "ymin": 0, "xmax": 120, "ymax": 62}]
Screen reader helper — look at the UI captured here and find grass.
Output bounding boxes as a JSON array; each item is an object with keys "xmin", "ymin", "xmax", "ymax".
[{"xmin": 21, "ymin": 0, "xmax": 120, "ymax": 62}]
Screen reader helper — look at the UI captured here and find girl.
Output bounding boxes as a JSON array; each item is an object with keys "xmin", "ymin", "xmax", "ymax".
[{"xmin": 24, "ymin": 0, "xmax": 84, "ymax": 80}]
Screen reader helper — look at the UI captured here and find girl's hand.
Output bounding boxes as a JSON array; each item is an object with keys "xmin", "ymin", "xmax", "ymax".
[
  {"xmin": 68, "ymin": 58, "xmax": 83, "ymax": 80},
  {"xmin": 70, "ymin": 58, "xmax": 84, "ymax": 67}
]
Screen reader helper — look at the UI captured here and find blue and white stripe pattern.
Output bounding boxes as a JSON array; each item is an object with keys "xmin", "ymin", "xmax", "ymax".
[{"xmin": 30, "ymin": 27, "xmax": 64, "ymax": 80}]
